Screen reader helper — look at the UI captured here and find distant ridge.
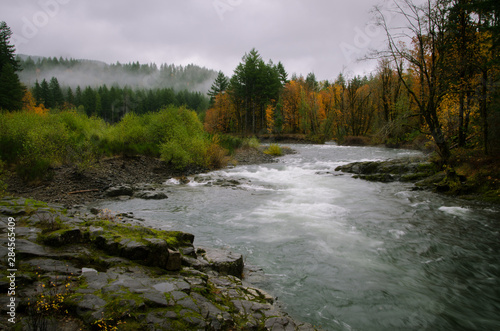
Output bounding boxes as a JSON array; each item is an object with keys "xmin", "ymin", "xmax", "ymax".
[{"xmin": 16, "ymin": 54, "xmax": 218, "ymax": 93}]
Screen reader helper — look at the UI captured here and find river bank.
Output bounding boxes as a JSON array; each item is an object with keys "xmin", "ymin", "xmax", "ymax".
[
  {"xmin": 1, "ymin": 147, "xmax": 319, "ymax": 330},
  {"xmin": 335, "ymin": 154, "xmax": 500, "ymax": 204},
  {"xmin": 3, "ymin": 147, "xmax": 283, "ymax": 207},
  {"xmin": 0, "ymin": 196, "xmax": 317, "ymax": 330}
]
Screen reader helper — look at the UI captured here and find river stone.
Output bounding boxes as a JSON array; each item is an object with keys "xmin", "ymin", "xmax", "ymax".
[
  {"xmin": 0, "ymin": 206, "xmax": 26, "ymax": 216},
  {"xmin": 199, "ymin": 247, "xmax": 244, "ymax": 278},
  {"xmin": 142, "ymin": 291, "xmax": 171, "ymax": 307},
  {"xmin": 81, "ymin": 271, "xmax": 112, "ymax": 290},
  {"xmin": 143, "ymin": 238, "xmax": 170, "ymax": 269},
  {"xmin": 24, "ymin": 258, "xmax": 80, "ymax": 275},
  {"xmin": 93, "ymin": 235, "xmax": 121, "ymax": 255},
  {"xmin": 88, "ymin": 226, "xmax": 104, "ymax": 238},
  {"xmin": 74, "ymin": 294, "xmax": 107, "ymax": 323},
  {"xmin": 81, "ymin": 267, "xmax": 98, "ymax": 274},
  {"xmin": 152, "ymin": 281, "xmax": 176, "ymax": 293},
  {"xmin": 121, "ymin": 240, "xmax": 149, "ymax": 260},
  {"xmin": 42, "ymin": 227, "xmax": 82, "ymax": 246},
  {"xmin": 166, "ymin": 249, "xmax": 182, "ymax": 271},
  {"xmin": 106, "ymin": 185, "xmax": 134, "ymax": 197},
  {"xmin": 135, "ymin": 191, "xmax": 168, "ymax": 200},
  {"xmin": 177, "ymin": 295, "xmax": 200, "ymax": 313},
  {"xmin": 264, "ymin": 316, "xmax": 297, "ymax": 331},
  {"xmin": 180, "ymin": 246, "xmax": 197, "ymax": 258}
]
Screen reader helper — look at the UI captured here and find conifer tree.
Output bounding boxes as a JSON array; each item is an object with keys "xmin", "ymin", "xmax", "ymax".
[
  {"xmin": 208, "ymin": 71, "xmax": 229, "ymax": 106},
  {"xmin": 0, "ymin": 21, "xmax": 24, "ymax": 110},
  {"xmin": 0, "ymin": 64, "xmax": 24, "ymax": 110}
]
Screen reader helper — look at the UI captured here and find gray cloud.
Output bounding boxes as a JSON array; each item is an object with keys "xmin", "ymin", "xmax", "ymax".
[{"xmin": 4, "ymin": 0, "xmax": 391, "ymax": 81}]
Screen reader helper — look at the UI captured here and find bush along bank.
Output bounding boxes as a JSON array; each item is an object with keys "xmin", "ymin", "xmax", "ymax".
[
  {"xmin": 0, "ymin": 197, "xmax": 318, "ymax": 330},
  {"xmin": 0, "ymin": 106, "xmax": 228, "ymax": 183}
]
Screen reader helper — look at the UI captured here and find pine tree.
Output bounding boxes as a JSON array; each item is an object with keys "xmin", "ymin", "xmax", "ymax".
[
  {"xmin": 0, "ymin": 21, "xmax": 21, "ymax": 73},
  {"xmin": 0, "ymin": 64, "xmax": 24, "ymax": 110},
  {"xmin": 49, "ymin": 77, "xmax": 64, "ymax": 108},
  {"xmin": 40, "ymin": 79, "xmax": 51, "ymax": 108},
  {"xmin": 66, "ymin": 87, "xmax": 74, "ymax": 106},
  {"xmin": 0, "ymin": 21, "xmax": 24, "ymax": 110},
  {"xmin": 208, "ymin": 71, "xmax": 229, "ymax": 106},
  {"xmin": 33, "ymin": 80, "xmax": 42, "ymax": 105}
]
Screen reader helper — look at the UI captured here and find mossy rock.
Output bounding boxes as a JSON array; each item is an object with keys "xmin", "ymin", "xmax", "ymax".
[{"xmin": 40, "ymin": 227, "xmax": 83, "ymax": 247}]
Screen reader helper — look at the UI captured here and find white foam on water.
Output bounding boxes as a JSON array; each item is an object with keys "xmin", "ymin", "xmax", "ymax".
[
  {"xmin": 438, "ymin": 206, "xmax": 470, "ymax": 216},
  {"xmin": 389, "ymin": 229, "xmax": 406, "ymax": 239},
  {"xmin": 164, "ymin": 178, "xmax": 180, "ymax": 185}
]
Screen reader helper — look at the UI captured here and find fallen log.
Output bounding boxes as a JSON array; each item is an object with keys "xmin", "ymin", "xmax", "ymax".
[{"xmin": 68, "ymin": 189, "xmax": 100, "ymax": 195}]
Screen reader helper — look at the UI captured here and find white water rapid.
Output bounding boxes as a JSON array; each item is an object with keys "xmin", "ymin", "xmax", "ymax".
[{"xmin": 95, "ymin": 144, "xmax": 500, "ymax": 330}]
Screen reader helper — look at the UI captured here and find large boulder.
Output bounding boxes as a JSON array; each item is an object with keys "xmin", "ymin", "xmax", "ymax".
[
  {"xmin": 197, "ymin": 247, "xmax": 244, "ymax": 278},
  {"xmin": 106, "ymin": 185, "xmax": 134, "ymax": 197}
]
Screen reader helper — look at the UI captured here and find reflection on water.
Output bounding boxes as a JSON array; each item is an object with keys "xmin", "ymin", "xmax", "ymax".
[{"xmin": 95, "ymin": 144, "xmax": 500, "ymax": 330}]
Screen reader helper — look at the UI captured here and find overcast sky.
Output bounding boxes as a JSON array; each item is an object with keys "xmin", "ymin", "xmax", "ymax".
[{"xmin": 2, "ymin": 0, "xmax": 397, "ymax": 81}]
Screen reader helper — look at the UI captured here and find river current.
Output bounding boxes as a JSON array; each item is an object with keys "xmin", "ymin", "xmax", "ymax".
[{"xmin": 95, "ymin": 144, "xmax": 500, "ymax": 330}]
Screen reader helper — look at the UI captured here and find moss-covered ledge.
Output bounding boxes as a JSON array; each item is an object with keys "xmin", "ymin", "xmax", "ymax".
[{"xmin": 0, "ymin": 197, "xmax": 319, "ymax": 330}]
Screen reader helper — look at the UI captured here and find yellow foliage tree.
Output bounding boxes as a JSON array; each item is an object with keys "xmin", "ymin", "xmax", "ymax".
[
  {"xmin": 23, "ymin": 90, "xmax": 48, "ymax": 115},
  {"xmin": 265, "ymin": 104, "xmax": 275, "ymax": 133}
]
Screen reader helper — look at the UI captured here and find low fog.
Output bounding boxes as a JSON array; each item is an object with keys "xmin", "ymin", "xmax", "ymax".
[{"xmin": 17, "ymin": 55, "xmax": 218, "ymax": 93}]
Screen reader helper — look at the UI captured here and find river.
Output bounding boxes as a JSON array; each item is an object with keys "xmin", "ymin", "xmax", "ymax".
[{"xmin": 94, "ymin": 144, "xmax": 500, "ymax": 330}]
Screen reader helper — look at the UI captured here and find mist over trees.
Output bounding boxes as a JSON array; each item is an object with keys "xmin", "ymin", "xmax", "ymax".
[
  {"xmin": 16, "ymin": 55, "xmax": 218, "ymax": 93},
  {"xmin": 15, "ymin": 55, "xmax": 212, "ymax": 122},
  {"xmin": 30, "ymin": 77, "xmax": 210, "ymax": 123}
]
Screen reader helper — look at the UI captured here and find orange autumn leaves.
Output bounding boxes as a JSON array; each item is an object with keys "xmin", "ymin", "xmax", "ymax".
[
  {"xmin": 22, "ymin": 90, "xmax": 49, "ymax": 115},
  {"xmin": 204, "ymin": 77, "xmax": 370, "ymax": 141}
]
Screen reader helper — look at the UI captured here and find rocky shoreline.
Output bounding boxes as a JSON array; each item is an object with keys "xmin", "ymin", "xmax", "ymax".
[
  {"xmin": 0, "ymin": 147, "xmax": 319, "ymax": 330},
  {"xmin": 0, "ymin": 196, "xmax": 317, "ymax": 330},
  {"xmin": 4, "ymin": 147, "xmax": 283, "ymax": 208},
  {"xmin": 334, "ymin": 155, "xmax": 500, "ymax": 203}
]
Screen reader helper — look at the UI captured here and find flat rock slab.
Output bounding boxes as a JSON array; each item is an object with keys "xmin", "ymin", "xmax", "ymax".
[
  {"xmin": 199, "ymin": 247, "xmax": 244, "ymax": 278},
  {"xmin": 23, "ymin": 258, "xmax": 80, "ymax": 275}
]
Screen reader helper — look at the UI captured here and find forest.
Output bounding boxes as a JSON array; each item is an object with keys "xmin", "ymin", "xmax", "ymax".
[
  {"xmin": 1, "ymin": 0, "xmax": 499, "ymax": 197},
  {"xmin": 15, "ymin": 56, "xmax": 212, "ymax": 122},
  {"xmin": 205, "ymin": 0, "xmax": 500, "ymax": 163}
]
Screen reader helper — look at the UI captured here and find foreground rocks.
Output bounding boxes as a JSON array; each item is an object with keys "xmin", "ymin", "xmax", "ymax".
[{"xmin": 0, "ymin": 197, "xmax": 317, "ymax": 330}]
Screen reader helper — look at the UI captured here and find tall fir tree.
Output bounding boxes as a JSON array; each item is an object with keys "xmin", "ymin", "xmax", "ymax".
[
  {"xmin": 0, "ymin": 64, "xmax": 24, "ymax": 110},
  {"xmin": 49, "ymin": 77, "xmax": 64, "ymax": 108},
  {"xmin": 208, "ymin": 71, "xmax": 229, "ymax": 106},
  {"xmin": 0, "ymin": 21, "xmax": 24, "ymax": 110}
]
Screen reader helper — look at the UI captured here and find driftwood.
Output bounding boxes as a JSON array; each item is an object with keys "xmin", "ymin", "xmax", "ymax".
[{"xmin": 68, "ymin": 189, "xmax": 100, "ymax": 195}]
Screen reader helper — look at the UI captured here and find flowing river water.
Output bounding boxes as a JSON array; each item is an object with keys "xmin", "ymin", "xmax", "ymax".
[{"xmin": 95, "ymin": 144, "xmax": 500, "ymax": 330}]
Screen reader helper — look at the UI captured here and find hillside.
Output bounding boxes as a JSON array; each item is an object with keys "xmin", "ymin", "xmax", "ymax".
[{"xmin": 16, "ymin": 54, "xmax": 218, "ymax": 93}]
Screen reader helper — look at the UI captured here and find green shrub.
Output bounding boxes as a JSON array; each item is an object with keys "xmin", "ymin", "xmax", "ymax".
[
  {"xmin": 205, "ymin": 135, "xmax": 230, "ymax": 169},
  {"xmin": 217, "ymin": 134, "xmax": 243, "ymax": 154},
  {"xmin": 0, "ymin": 105, "xmax": 226, "ymax": 179},
  {"xmin": 242, "ymin": 136, "xmax": 260, "ymax": 149},
  {"xmin": 157, "ymin": 106, "xmax": 210, "ymax": 169},
  {"xmin": 264, "ymin": 144, "xmax": 283, "ymax": 156}
]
